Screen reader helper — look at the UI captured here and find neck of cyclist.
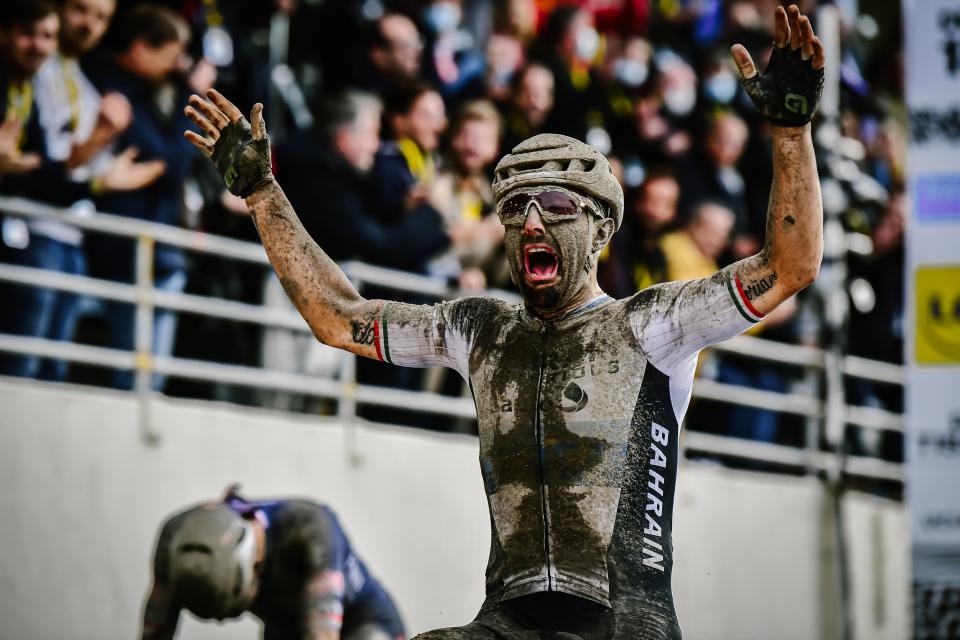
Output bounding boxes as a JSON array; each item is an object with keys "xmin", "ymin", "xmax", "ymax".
[{"xmin": 531, "ymin": 265, "xmax": 604, "ymax": 319}]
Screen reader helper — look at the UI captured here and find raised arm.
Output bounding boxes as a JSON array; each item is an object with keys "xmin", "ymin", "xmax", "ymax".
[
  {"xmin": 140, "ymin": 582, "xmax": 179, "ymax": 640},
  {"xmin": 725, "ymin": 4, "xmax": 825, "ymax": 317},
  {"xmin": 183, "ymin": 89, "xmax": 382, "ymax": 360}
]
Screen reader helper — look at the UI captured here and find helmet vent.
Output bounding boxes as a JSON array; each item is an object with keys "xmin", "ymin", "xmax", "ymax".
[
  {"xmin": 567, "ymin": 158, "xmax": 595, "ymax": 172},
  {"xmin": 178, "ymin": 543, "xmax": 213, "ymax": 555}
]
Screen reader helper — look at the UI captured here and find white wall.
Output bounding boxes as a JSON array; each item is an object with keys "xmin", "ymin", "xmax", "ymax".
[{"xmin": 0, "ymin": 378, "xmax": 908, "ymax": 640}]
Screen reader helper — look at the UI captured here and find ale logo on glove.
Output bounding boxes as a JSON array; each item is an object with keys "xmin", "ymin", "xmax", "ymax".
[
  {"xmin": 784, "ymin": 93, "xmax": 808, "ymax": 115},
  {"xmin": 224, "ymin": 164, "xmax": 238, "ymax": 189}
]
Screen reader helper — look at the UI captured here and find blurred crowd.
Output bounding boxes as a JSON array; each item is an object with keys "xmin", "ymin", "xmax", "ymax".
[{"xmin": 0, "ymin": 0, "xmax": 906, "ymax": 456}]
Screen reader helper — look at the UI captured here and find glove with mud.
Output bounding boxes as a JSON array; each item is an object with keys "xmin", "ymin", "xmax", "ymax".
[
  {"xmin": 732, "ymin": 4, "xmax": 826, "ymax": 127},
  {"xmin": 183, "ymin": 89, "xmax": 274, "ymax": 198}
]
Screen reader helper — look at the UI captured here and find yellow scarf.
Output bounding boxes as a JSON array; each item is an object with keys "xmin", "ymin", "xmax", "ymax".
[
  {"xmin": 396, "ymin": 138, "xmax": 435, "ymax": 184},
  {"xmin": 6, "ymin": 80, "xmax": 33, "ymax": 150}
]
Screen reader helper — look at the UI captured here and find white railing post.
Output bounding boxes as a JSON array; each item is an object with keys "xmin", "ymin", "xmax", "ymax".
[
  {"xmin": 135, "ymin": 235, "xmax": 159, "ymax": 445},
  {"xmin": 339, "ymin": 273, "xmax": 361, "ymax": 466},
  {"xmin": 799, "ymin": 366, "xmax": 821, "ymax": 475}
]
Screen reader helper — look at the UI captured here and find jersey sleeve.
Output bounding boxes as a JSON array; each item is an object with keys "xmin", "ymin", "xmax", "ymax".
[
  {"xmin": 141, "ymin": 516, "xmax": 183, "ymax": 640},
  {"xmin": 373, "ymin": 297, "xmax": 499, "ymax": 381},
  {"xmin": 303, "ymin": 508, "xmax": 352, "ymax": 635},
  {"xmin": 628, "ymin": 267, "xmax": 762, "ymax": 375}
]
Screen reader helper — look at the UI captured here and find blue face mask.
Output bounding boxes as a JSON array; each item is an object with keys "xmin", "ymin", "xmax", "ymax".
[
  {"xmin": 704, "ymin": 72, "xmax": 738, "ymax": 104},
  {"xmin": 613, "ymin": 59, "xmax": 649, "ymax": 88},
  {"xmin": 425, "ymin": 2, "xmax": 462, "ymax": 33},
  {"xmin": 574, "ymin": 27, "xmax": 600, "ymax": 62}
]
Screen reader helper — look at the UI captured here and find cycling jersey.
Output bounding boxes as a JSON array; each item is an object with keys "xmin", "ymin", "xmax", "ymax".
[
  {"xmin": 144, "ymin": 499, "xmax": 405, "ymax": 640},
  {"xmin": 374, "ymin": 269, "xmax": 761, "ymax": 639}
]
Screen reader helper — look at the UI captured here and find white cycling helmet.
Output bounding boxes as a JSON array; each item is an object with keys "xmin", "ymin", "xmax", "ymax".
[
  {"xmin": 492, "ymin": 133, "xmax": 624, "ymax": 230},
  {"xmin": 168, "ymin": 504, "xmax": 258, "ymax": 620}
]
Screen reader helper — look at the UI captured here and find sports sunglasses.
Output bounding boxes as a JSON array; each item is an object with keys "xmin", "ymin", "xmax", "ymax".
[{"xmin": 496, "ymin": 187, "xmax": 604, "ymax": 227}]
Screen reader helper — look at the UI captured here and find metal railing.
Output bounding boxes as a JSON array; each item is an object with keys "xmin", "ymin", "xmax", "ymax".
[{"xmin": 0, "ymin": 196, "xmax": 904, "ymax": 483}]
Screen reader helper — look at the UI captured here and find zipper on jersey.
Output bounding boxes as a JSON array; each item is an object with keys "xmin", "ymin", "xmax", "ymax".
[{"xmin": 535, "ymin": 321, "xmax": 553, "ymax": 590}]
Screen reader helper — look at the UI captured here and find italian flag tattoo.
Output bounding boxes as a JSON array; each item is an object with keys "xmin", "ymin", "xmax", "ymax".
[{"xmin": 726, "ymin": 273, "xmax": 765, "ymax": 323}]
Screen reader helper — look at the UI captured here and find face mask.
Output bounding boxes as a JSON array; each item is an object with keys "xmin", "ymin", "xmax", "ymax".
[
  {"xmin": 704, "ymin": 72, "xmax": 738, "ymax": 104},
  {"xmin": 574, "ymin": 27, "xmax": 600, "ymax": 62},
  {"xmin": 425, "ymin": 2, "xmax": 462, "ymax": 34},
  {"xmin": 613, "ymin": 58, "xmax": 649, "ymax": 88},
  {"xmin": 663, "ymin": 86, "xmax": 696, "ymax": 117}
]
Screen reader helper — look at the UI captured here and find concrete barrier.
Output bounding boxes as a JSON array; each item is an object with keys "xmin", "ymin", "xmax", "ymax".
[{"xmin": 0, "ymin": 378, "xmax": 908, "ymax": 639}]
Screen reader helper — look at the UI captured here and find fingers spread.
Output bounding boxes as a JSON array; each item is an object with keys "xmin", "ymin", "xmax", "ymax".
[
  {"xmin": 185, "ymin": 105, "xmax": 220, "ymax": 140},
  {"xmin": 730, "ymin": 44, "xmax": 757, "ymax": 79},
  {"xmin": 800, "ymin": 16, "xmax": 815, "ymax": 59},
  {"xmin": 118, "ymin": 146, "xmax": 139, "ymax": 162},
  {"xmin": 250, "ymin": 103, "xmax": 266, "ymax": 140},
  {"xmin": 189, "ymin": 94, "xmax": 229, "ymax": 128},
  {"xmin": 774, "ymin": 6, "xmax": 789, "ymax": 48},
  {"xmin": 184, "ymin": 130, "xmax": 214, "ymax": 157},
  {"xmin": 14, "ymin": 153, "xmax": 41, "ymax": 171},
  {"xmin": 788, "ymin": 5, "xmax": 802, "ymax": 50},
  {"xmin": 811, "ymin": 37, "xmax": 826, "ymax": 70},
  {"xmin": 206, "ymin": 89, "xmax": 243, "ymax": 123},
  {"xmin": 145, "ymin": 160, "xmax": 166, "ymax": 179}
]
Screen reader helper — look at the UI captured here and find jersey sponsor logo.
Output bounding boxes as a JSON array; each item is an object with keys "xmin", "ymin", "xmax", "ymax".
[
  {"xmin": 642, "ymin": 421, "xmax": 671, "ymax": 572},
  {"xmin": 559, "ymin": 381, "xmax": 588, "ymax": 413}
]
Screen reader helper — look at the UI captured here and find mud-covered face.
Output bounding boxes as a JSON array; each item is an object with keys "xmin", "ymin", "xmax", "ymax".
[{"xmin": 501, "ymin": 187, "xmax": 611, "ymax": 314}]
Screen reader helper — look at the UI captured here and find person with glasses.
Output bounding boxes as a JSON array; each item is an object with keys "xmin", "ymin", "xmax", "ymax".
[
  {"xmin": 141, "ymin": 487, "xmax": 406, "ymax": 640},
  {"xmin": 182, "ymin": 4, "xmax": 825, "ymax": 636}
]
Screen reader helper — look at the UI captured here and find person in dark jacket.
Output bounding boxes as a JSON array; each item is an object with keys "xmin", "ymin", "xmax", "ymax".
[
  {"xmin": 84, "ymin": 4, "xmax": 197, "ymax": 391},
  {"xmin": 278, "ymin": 89, "xmax": 451, "ymax": 271}
]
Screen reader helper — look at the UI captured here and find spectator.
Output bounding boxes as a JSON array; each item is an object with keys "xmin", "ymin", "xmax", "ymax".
[
  {"xmin": 498, "ymin": 61, "xmax": 554, "ymax": 154},
  {"xmin": 627, "ymin": 58, "xmax": 694, "ymax": 168},
  {"xmin": 356, "ymin": 13, "xmax": 425, "ymax": 94},
  {"xmin": 484, "ymin": 0, "xmax": 538, "ymax": 102},
  {"xmin": 85, "ymin": 4, "xmax": 195, "ymax": 391},
  {"xmin": 0, "ymin": 0, "xmax": 163, "ymax": 381},
  {"xmin": 661, "ymin": 199, "xmax": 734, "ymax": 282},
  {"xmin": 421, "ymin": 0, "xmax": 487, "ymax": 106},
  {"xmin": 676, "ymin": 110, "xmax": 755, "ymax": 257},
  {"xmin": 600, "ymin": 169, "xmax": 680, "ymax": 298},
  {"xmin": 529, "ymin": 5, "xmax": 603, "ymax": 142},
  {"xmin": 434, "ymin": 99, "xmax": 506, "ymax": 290},
  {"xmin": 371, "ymin": 82, "xmax": 449, "ymax": 235},
  {"xmin": 595, "ymin": 34, "xmax": 654, "ymax": 162},
  {"xmin": 280, "ymin": 89, "xmax": 453, "ymax": 272}
]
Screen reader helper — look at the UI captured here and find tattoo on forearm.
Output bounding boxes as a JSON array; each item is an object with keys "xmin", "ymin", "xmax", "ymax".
[
  {"xmin": 350, "ymin": 309, "xmax": 378, "ymax": 345},
  {"xmin": 745, "ymin": 273, "xmax": 778, "ymax": 301}
]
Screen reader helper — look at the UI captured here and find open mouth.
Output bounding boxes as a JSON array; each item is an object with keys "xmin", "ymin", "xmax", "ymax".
[{"xmin": 524, "ymin": 244, "xmax": 560, "ymax": 282}]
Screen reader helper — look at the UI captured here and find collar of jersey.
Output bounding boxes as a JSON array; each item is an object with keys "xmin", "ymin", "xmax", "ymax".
[
  {"xmin": 561, "ymin": 293, "xmax": 614, "ymax": 320},
  {"xmin": 526, "ymin": 293, "xmax": 613, "ymax": 323}
]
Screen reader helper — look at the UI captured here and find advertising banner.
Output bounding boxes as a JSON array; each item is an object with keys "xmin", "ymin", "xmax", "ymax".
[{"xmin": 904, "ymin": 0, "xmax": 960, "ymax": 636}]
